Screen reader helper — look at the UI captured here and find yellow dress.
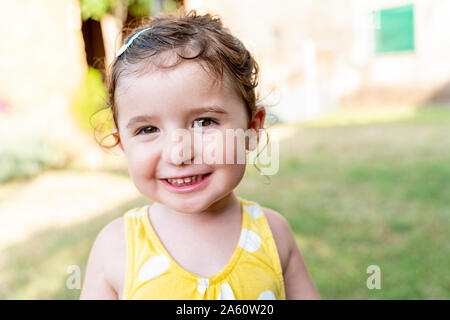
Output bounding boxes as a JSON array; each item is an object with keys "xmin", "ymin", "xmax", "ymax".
[{"xmin": 122, "ymin": 196, "xmax": 286, "ymax": 300}]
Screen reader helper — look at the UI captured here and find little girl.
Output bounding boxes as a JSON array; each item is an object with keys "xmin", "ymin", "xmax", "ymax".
[{"xmin": 80, "ymin": 10, "xmax": 320, "ymax": 300}]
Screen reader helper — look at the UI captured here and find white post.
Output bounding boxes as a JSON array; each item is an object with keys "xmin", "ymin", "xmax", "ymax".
[{"xmin": 100, "ymin": 13, "xmax": 124, "ymax": 67}]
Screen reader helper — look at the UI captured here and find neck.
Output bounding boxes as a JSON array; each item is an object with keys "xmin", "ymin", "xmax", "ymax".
[{"xmin": 154, "ymin": 192, "xmax": 239, "ymax": 223}]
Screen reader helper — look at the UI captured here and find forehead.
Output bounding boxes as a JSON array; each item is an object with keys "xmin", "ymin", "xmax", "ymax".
[{"xmin": 115, "ymin": 60, "xmax": 242, "ymax": 124}]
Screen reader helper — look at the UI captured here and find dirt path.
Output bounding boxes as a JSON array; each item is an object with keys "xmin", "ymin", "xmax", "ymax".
[{"xmin": 0, "ymin": 170, "xmax": 140, "ymax": 250}]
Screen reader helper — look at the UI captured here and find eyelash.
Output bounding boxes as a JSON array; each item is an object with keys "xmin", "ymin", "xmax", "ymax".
[{"xmin": 135, "ymin": 117, "xmax": 219, "ymax": 136}]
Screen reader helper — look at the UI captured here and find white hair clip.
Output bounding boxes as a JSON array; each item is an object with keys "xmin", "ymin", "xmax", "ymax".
[{"xmin": 116, "ymin": 27, "xmax": 152, "ymax": 58}]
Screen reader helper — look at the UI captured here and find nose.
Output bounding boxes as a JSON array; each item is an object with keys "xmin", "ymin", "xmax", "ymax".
[{"xmin": 161, "ymin": 128, "xmax": 196, "ymax": 165}]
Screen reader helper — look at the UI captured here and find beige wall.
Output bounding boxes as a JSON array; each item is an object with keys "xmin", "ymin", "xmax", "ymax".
[
  {"xmin": 185, "ymin": 0, "xmax": 352, "ymax": 122},
  {"xmin": 2, "ymin": 0, "xmax": 447, "ymax": 137},
  {"xmin": 185, "ymin": 0, "xmax": 450, "ymax": 120},
  {"xmin": 350, "ymin": 0, "xmax": 450, "ymax": 90}
]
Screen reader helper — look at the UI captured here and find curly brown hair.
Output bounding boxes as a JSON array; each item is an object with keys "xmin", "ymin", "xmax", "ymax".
[{"xmin": 94, "ymin": 9, "xmax": 273, "ymax": 180}]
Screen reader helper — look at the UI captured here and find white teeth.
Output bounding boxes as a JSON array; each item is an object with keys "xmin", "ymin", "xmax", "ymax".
[{"xmin": 167, "ymin": 174, "xmax": 205, "ymax": 185}]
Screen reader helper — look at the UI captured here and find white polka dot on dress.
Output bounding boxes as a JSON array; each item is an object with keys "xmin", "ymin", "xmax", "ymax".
[
  {"xmin": 258, "ymin": 290, "xmax": 276, "ymax": 300},
  {"xmin": 197, "ymin": 278, "xmax": 209, "ymax": 295},
  {"xmin": 244, "ymin": 204, "xmax": 263, "ymax": 219},
  {"xmin": 238, "ymin": 229, "xmax": 261, "ymax": 252},
  {"xmin": 217, "ymin": 283, "xmax": 236, "ymax": 300},
  {"xmin": 138, "ymin": 254, "xmax": 170, "ymax": 282}
]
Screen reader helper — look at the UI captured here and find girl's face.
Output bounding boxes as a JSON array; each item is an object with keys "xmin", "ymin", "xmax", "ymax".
[{"xmin": 115, "ymin": 60, "xmax": 265, "ymax": 214}]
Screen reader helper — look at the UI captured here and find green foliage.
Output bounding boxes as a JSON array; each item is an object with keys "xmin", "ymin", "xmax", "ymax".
[
  {"xmin": 80, "ymin": 0, "xmax": 111, "ymax": 21},
  {"xmin": 163, "ymin": 0, "xmax": 180, "ymax": 13},
  {"xmin": 80, "ymin": 0, "xmax": 181, "ymax": 21},
  {"xmin": 0, "ymin": 130, "xmax": 68, "ymax": 184},
  {"xmin": 128, "ymin": 0, "xmax": 151, "ymax": 17},
  {"xmin": 125, "ymin": 0, "xmax": 181, "ymax": 17},
  {"xmin": 70, "ymin": 67, "xmax": 108, "ymax": 133}
]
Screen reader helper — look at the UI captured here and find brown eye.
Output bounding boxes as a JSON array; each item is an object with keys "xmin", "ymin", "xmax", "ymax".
[
  {"xmin": 137, "ymin": 126, "xmax": 159, "ymax": 135},
  {"xmin": 193, "ymin": 118, "xmax": 217, "ymax": 128}
]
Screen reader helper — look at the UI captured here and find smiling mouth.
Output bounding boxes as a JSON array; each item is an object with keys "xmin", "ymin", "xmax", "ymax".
[{"xmin": 163, "ymin": 173, "xmax": 212, "ymax": 187}]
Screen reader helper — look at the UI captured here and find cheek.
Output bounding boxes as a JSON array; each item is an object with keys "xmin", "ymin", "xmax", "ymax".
[
  {"xmin": 200, "ymin": 132, "xmax": 246, "ymax": 184},
  {"xmin": 201, "ymin": 130, "xmax": 248, "ymax": 165},
  {"xmin": 213, "ymin": 163, "xmax": 246, "ymax": 190},
  {"xmin": 126, "ymin": 145, "xmax": 159, "ymax": 179},
  {"xmin": 227, "ymin": 130, "xmax": 248, "ymax": 165}
]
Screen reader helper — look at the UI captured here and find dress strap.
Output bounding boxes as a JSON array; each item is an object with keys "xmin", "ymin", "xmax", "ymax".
[{"xmin": 236, "ymin": 196, "xmax": 286, "ymax": 299}]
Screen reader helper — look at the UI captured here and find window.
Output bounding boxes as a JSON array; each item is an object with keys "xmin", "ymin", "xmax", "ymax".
[{"xmin": 373, "ymin": 4, "xmax": 415, "ymax": 54}]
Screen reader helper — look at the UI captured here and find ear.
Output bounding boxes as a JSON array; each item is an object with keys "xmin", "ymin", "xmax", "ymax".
[
  {"xmin": 112, "ymin": 129, "xmax": 124, "ymax": 152},
  {"xmin": 248, "ymin": 105, "xmax": 266, "ymax": 151}
]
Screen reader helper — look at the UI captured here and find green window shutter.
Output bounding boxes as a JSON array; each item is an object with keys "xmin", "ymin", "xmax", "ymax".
[{"xmin": 374, "ymin": 4, "xmax": 415, "ymax": 54}]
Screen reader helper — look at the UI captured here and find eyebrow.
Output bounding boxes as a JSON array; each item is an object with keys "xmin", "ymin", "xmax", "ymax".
[{"xmin": 125, "ymin": 105, "xmax": 229, "ymax": 129}]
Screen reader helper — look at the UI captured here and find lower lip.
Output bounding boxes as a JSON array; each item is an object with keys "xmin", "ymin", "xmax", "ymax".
[{"xmin": 160, "ymin": 173, "xmax": 212, "ymax": 193}]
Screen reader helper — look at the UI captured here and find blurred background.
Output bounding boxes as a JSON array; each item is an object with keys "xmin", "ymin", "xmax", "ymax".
[{"xmin": 0, "ymin": 0, "xmax": 449, "ymax": 299}]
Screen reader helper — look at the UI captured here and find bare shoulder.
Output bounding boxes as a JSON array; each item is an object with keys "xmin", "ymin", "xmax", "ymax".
[
  {"xmin": 99, "ymin": 216, "xmax": 125, "ymax": 242},
  {"xmin": 96, "ymin": 216, "xmax": 127, "ymax": 290},
  {"xmin": 262, "ymin": 207, "xmax": 321, "ymax": 299},
  {"xmin": 261, "ymin": 207, "xmax": 295, "ymax": 274},
  {"xmin": 92, "ymin": 216, "xmax": 125, "ymax": 258},
  {"xmin": 80, "ymin": 216, "xmax": 126, "ymax": 299}
]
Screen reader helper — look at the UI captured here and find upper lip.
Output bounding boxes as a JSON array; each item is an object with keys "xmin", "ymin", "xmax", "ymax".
[{"xmin": 160, "ymin": 172, "xmax": 211, "ymax": 180}]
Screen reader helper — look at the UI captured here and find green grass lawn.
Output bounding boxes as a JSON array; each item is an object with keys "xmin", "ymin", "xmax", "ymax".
[{"xmin": 1, "ymin": 106, "xmax": 449, "ymax": 299}]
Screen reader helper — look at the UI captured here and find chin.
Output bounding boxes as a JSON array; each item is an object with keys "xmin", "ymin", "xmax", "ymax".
[{"xmin": 170, "ymin": 202, "xmax": 207, "ymax": 215}]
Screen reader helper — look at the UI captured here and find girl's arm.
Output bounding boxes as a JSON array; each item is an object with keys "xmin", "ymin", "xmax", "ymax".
[
  {"xmin": 283, "ymin": 232, "xmax": 321, "ymax": 299},
  {"xmin": 264, "ymin": 208, "xmax": 321, "ymax": 300},
  {"xmin": 79, "ymin": 219, "xmax": 122, "ymax": 300}
]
